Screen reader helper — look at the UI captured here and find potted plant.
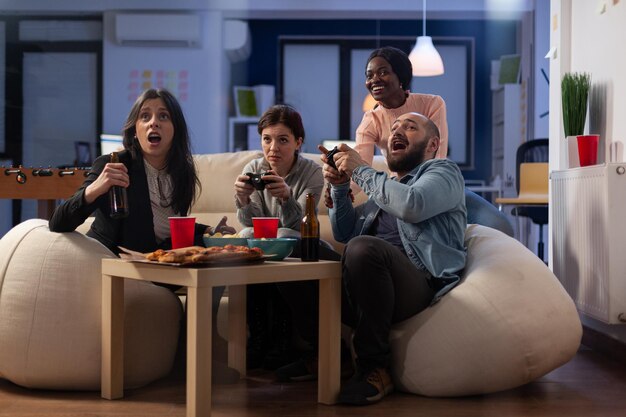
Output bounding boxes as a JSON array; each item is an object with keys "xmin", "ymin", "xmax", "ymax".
[{"xmin": 561, "ymin": 72, "xmax": 595, "ymax": 167}]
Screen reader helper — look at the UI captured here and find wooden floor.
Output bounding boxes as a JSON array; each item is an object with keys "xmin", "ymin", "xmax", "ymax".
[{"xmin": 2, "ymin": 345, "xmax": 626, "ymax": 417}]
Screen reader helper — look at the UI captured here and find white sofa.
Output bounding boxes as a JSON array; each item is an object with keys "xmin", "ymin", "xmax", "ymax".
[
  {"xmin": 189, "ymin": 150, "xmax": 386, "ymax": 249},
  {"xmin": 0, "ymin": 151, "xmax": 581, "ymax": 396}
]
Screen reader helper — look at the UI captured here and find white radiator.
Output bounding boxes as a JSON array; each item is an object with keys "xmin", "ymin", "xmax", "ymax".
[{"xmin": 552, "ymin": 163, "xmax": 626, "ymax": 324}]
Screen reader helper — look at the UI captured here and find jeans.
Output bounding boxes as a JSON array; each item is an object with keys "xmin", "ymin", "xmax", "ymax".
[
  {"xmin": 465, "ymin": 189, "xmax": 514, "ymax": 237},
  {"xmin": 278, "ymin": 235, "xmax": 435, "ymax": 371},
  {"xmin": 342, "ymin": 236, "xmax": 435, "ymax": 370}
]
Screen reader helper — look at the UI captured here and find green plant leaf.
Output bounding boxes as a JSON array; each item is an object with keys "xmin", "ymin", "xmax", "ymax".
[{"xmin": 561, "ymin": 72, "xmax": 591, "ymax": 137}]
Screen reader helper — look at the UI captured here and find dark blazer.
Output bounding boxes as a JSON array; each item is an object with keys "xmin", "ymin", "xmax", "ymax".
[{"xmin": 49, "ymin": 150, "xmax": 207, "ymax": 255}]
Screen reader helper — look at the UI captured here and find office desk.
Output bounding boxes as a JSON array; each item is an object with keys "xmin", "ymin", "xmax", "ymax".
[
  {"xmin": 495, "ymin": 196, "xmax": 548, "ymax": 206},
  {"xmin": 495, "ymin": 195, "xmax": 548, "ymax": 260},
  {"xmin": 466, "ymin": 185, "xmax": 502, "ymax": 202}
]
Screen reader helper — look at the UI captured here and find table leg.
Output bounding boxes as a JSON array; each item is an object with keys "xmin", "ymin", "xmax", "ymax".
[
  {"xmin": 227, "ymin": 285, "xmax": 247, "ymax": 376},
  {"xmin": 101, "ymin": 275, "xmax": 124, "ymax": 400},
  {"xmin": 317, "ymin": 277, "xmax": 341, "ymax": 405},
  {"xmin": 186, "ymin": 287, "xmax": 213, "ymax": 417}
]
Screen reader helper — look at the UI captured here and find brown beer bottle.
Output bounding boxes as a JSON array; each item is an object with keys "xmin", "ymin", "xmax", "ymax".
[
  {"xmin": 109, "ymin": 152, "xmax": 129, "ymax": 219},
  {"xmin": 300, "ymin": 193, "xmax": 319, "ymax": 262}
]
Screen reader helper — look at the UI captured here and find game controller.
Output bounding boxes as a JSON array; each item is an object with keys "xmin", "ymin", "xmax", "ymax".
[
  {"xmin": 326, "ymin": 146, "xmax": 340, "ymax": 170},
  {"xmin": 245, "ymin": 172, "xmax": 270, "ymax": 190}
]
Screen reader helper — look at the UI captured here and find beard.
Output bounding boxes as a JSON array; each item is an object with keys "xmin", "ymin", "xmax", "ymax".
[{"xmin": 387, "ymin": 141, "xmax": 428, "ymax": 174}]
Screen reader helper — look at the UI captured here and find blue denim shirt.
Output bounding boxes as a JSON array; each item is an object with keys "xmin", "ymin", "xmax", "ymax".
[{"xmin": 329, "ymin": 158, "xmax": 467, "ymax": 302}]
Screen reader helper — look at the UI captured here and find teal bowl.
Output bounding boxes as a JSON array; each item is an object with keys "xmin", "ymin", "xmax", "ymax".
[
  {"xmin": 203, "ymin": 236, "xmax": 249, "ymax": 248},
  {"xmin": 247, "ymin": 238, "xmax": 298, "ymax": 261}
]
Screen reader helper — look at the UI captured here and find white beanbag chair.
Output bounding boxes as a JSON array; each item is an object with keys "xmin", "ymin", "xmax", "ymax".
[
  {"xmin": 389, "ymin": 224, "xmax": 581, "ymax": 396},
  {"xmin": 0, "ymin": 219, "xmax": 183, "ymax": 390}
]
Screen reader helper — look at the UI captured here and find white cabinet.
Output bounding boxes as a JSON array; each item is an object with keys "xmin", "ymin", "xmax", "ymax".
[
  {"xmin": 228, "ymin": 116, "xmax": 259, "ymax": 152},
  {"xmin": 492, "ymin": 84, "xmax": 523, "ymax": 198}
]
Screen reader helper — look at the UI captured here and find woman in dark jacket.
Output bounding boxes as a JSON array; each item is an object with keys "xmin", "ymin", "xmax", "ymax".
[
  {"xmin": 49, "ymin": 88, "xmax": 237, "ymax": 383},
  {"xmin": 49, "ymin": 88, "xmax": 233, "ymax": 251}
]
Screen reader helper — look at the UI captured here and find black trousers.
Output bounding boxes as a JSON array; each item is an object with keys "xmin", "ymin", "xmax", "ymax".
[{"xmin": 279, "ymin": 235, "xmax": 436, "ymax": 371}]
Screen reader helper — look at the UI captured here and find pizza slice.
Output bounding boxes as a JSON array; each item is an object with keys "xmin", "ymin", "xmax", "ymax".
[{"xmin": 145, "ymin": 245, "xmax": 264, "ymax": 264}]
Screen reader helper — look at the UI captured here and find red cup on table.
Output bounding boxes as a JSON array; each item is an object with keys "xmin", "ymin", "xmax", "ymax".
[
  {"xmin": 169, "ymin": 216, "xmax": 196, "ymax": 249},
  {"xmin": 252, "ymin": 217, "xmax": 279, "ymax": 238}
]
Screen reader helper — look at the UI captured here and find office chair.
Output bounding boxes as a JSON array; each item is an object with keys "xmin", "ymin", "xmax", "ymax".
[{"xmin": 513, "ymin": 139, "xmax": 549, "ymax": 261}]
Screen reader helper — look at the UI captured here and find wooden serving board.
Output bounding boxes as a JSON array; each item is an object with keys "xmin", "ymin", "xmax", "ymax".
[{"xmin": 118, "ymin": 246, "xmax": 268, "ymax": 268}]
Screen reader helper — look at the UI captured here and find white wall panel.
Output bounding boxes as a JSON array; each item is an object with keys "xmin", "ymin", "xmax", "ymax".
[
  {"xmin": 283, "ymin": 44, "xmax": 339, "ymax": 152},
  {"xmin": 350, "ymin": 49, "xmax": 373, "ymax": 141},
  {"xmin": 102, "ymin": 11, "xmax": 226, "ymax": 154}
]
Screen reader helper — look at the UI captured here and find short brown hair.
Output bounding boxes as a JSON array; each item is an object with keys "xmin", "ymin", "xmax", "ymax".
[{"xmin": 257, "ymin": 104, "xmax": 305, "ymax": 142}]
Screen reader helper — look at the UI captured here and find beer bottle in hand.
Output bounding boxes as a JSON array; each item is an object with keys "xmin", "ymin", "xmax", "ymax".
[
  {"xmin": 300, "ymin": 193, "xmax": 319, "ymax": 262},
  {"xmin": 109, "ymin": 152, "xmax": 129, "ymax": 219}
]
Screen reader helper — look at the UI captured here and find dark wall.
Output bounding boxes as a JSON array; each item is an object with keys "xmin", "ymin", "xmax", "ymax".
[{"xmin": 233, "ymin": 19, "xmax": 518, "ymax": 181}]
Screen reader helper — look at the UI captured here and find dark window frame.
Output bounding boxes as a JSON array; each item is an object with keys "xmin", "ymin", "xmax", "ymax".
[{"xmin": 1, "ymin": 15, "xmax": 103, "ymax": 226}]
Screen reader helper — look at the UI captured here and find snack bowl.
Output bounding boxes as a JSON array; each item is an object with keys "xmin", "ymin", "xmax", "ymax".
[
  {"xmin": 247, "ymin": 238, "xmax": 298, "ymax": 261},
  {"xmin": 203, "ymin": 236, "xmax": 249, "ymax": 248}
]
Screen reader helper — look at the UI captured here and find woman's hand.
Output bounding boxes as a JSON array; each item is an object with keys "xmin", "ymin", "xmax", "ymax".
[
  {"xmin": 261, "ymin": 170, "xmax": 291, "ymax": 202},
  {"xmin": 234, "ymin": 174, "xmax": 255, "ymax": 207},
  {"xmin": 84, "ymin": 162, "xmax": 129, "ymax": 204}
]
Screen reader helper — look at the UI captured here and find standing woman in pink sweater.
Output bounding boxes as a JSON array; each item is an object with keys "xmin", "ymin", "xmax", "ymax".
[
  {"xmin": 352, "ymin": 46, "xmax": 513, "ymax": 236},
  {"xmin": 355, "ymin": 47, "xmax": 448, "ymax": 162}
]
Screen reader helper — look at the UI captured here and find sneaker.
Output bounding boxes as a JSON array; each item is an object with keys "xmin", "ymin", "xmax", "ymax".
[
  {"xmin": 338, "ymin": 367, "xmax": 394, "ymax": 405},
  {"xmin": 275, "ymin": 357, "xmax": 318, "ymax": 382}
]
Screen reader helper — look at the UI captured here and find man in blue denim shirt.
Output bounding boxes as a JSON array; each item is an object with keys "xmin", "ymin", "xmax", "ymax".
[{"xmin": 324, "ymin": 112, "xmax": 467, "ymax": 405}]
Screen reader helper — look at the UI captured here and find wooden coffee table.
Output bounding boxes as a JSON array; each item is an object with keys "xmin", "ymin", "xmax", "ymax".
[{"xmin": 101, "ymin": 258, "xmax": 342, "ymax": 417}]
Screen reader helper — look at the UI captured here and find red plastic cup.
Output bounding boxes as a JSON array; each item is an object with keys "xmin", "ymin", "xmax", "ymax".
[
  {"xmin": 577, "ymin": 134, "xmax": 599, "ymax": 167},
  {"xmin": 169, "ymin": 217, "xmax": 196, "ymax": 249},
  {"xmin": 252, "ymin": 217, "xmax": 279, "ymax": 238}
]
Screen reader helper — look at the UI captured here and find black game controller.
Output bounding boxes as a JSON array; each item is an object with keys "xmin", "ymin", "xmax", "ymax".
[
  {"xmin": 326, "ymin": 146, "xmax": 340, "ymax": 170},
  {"xmin": 245, "ymin": 172, "xmax": 270, "ymax": 190}
]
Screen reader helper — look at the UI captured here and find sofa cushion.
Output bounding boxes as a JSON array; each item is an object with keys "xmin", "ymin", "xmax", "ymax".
[
  {"xmin": 193, "ymin": 151, "xmax": 263, "ymax": 214},
  {"xmin": 0, "ymin": 219, "xmax": 183, "ymax": 390},
  {"xmin": 389, "ymin": 224, "xmax": 581, "ymax": 397}
]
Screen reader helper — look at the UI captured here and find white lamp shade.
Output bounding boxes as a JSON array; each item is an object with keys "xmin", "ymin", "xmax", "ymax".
[{"xmin": 408, "ymin": 36, "xmax": 444, "ymax": 77}]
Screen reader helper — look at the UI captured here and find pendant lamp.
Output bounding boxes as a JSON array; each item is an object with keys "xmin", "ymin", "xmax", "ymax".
[{"xmin": 408, "ymin": 0, "xmax": 444, "ymax": 76}]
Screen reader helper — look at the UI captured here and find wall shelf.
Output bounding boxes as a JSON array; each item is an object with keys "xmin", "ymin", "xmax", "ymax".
[{"xmin": 228, "ymin": 116, "xmax": 259, "ymax": 152}]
